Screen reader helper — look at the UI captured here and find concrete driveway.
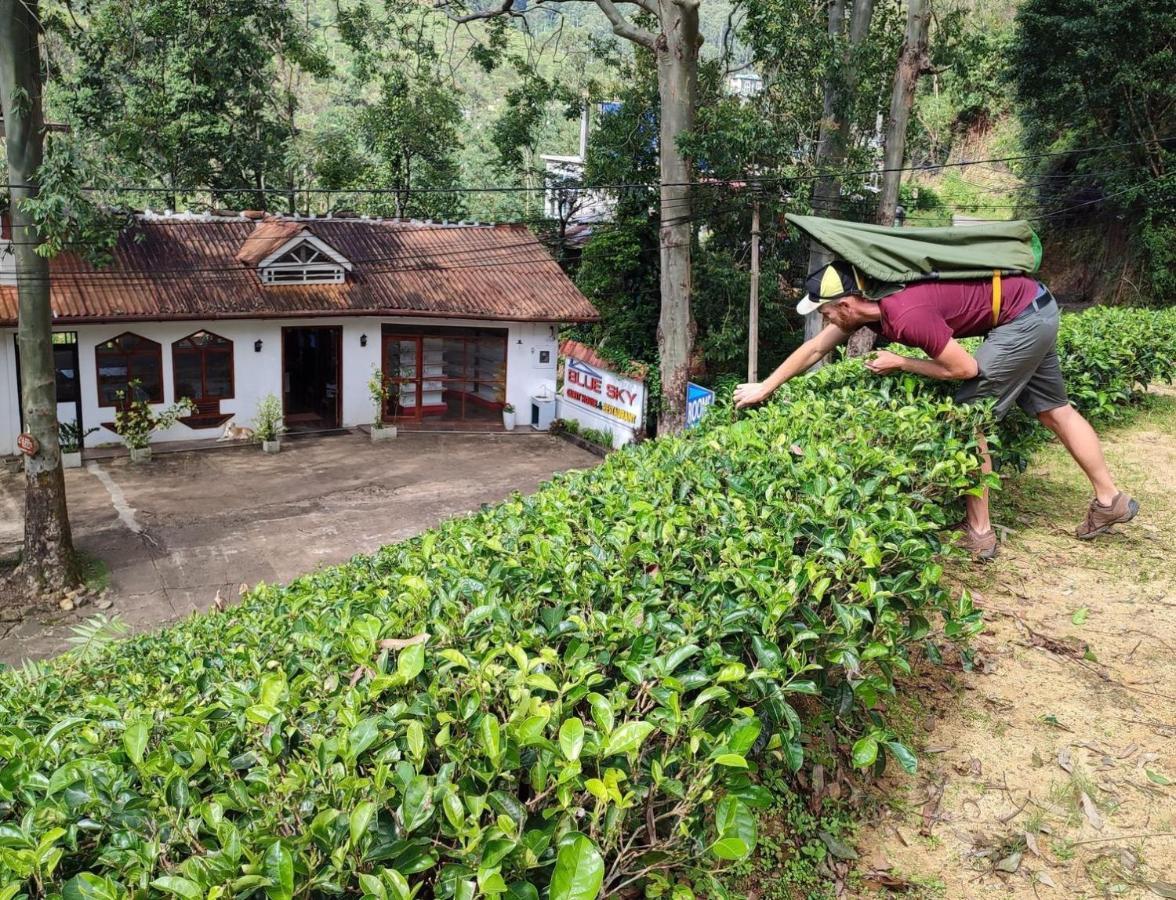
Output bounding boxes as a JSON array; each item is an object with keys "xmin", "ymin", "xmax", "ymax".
[{"xmin": 0, "ymin": 432, "xmax": 599, "ymax": 663}]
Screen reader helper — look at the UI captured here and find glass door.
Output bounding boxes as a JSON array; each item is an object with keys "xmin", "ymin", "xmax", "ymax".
[{"xmin": 383, "ymin": 335, "xmax": 421, "ymax": 422}]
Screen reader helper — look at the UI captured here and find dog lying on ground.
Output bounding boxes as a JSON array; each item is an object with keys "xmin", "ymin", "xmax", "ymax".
[{"xmin": 218, "ymin": 421, "xmax": 255, "ymax": 442}]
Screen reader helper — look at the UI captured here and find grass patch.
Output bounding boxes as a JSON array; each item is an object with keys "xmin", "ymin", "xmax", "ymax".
[{"xmin": 78, "ymin": 551, "xmax": 111, "ymax": 594}]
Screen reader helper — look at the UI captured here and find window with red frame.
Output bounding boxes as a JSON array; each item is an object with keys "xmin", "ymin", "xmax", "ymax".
[
  {"xmin": 95, "ymin": 332, "xmax": 163, "ymax": 406},
  {"xmin": 172, "ymin": 331, "xmax": 234, "ymax": 403}
]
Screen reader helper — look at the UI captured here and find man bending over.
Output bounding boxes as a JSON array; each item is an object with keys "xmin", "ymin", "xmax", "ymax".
[{"xmin": 733, "ymin": 261, "xmax": 1138, "ymax": 559}]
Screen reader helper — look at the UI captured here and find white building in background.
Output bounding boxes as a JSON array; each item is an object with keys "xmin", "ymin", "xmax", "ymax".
[
  {"xmin": 0, "ymin": 211, "xmax": 600, "ymax": 455},
  {"xmin": 725, "ymin": 71, "xmax": 764, "ymax": 99}
]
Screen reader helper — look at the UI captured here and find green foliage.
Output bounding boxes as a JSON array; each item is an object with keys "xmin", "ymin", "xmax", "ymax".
[
  {"xmin": 907, "ymin": 1, "xmax": 1018, "ymax": 167},
  {"xmin": 369, "ymin": 368, "xmax": 391, "ymax": 426},
  {"xmin": 58, "ymin": 420, "xmax": 99, "ymax": 454},
  {"xmin": 53, "ymin": 0, "xmax": 331, "ymax": 210},
  {"xmin": 1, "ymin": 314, "xmax": 1171, "ymax": 898},
  {"xmin": 314, "ymin": 72, "xmax": 466, "ymax": 220},
  {"xmin": 0, "ymin": 355, "xmax": 994, "ymax": 896},
  {"xmin": 17, "ymin": 135, "xmax": 132, "ymax": 268},
  {"xmin": 1009, "ymin": 0, "xmax": 1176, "ymax": 302},
  {"xmin": 251, "ymin": 394, "xmax": 286, "ymax": 443},
  {"xmin": 112, "ymin": 382, "xmax": 196, "ymax": 450}
]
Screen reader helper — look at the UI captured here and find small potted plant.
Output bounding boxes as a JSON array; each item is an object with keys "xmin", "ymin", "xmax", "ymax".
[
  {"xmin": 59, "ymin": 420, "xmax": 98, "ymax": 469},
  {"xmin": 368, "ymin": 367, "xmax": 396, "ymax": 441},
  {"xmin": 253, "ymin": 393, "xmax": 286, "ymax": 453},
  {"xmin": 502, "ymin": 402, "xmax": 516, "ymax": 431},
  {"xmin": 114, "ymin": 382, "xmax": 196, "ymax": 463}
]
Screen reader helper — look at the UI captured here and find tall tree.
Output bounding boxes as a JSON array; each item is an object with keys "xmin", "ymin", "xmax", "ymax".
[
  {"xmin": 876, "ymin": 0, "xmax": 931, "ymax": 227},
  {"xmin": 1010, "ymin": 0, "xmax": 1175, "ymax": 303},
  {"xmin": 0, "ymin": 0, "xmax": 81, "ymax": 601},
  {"xmin": 442, "ymin": 0, "xmax": 702, "ymax": 432},
  {"xmin": 843, "ymin": 0, "xmax": 930, "ymax": 356},
  {"xmin": 804, "ymin": 0, "xmax": 876, "ymax": 340},
  {"xmin": 58, "ymin": 0, "xmax": 329, "ymax": 210}
]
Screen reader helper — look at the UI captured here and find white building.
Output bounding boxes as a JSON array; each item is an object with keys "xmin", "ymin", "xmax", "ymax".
[{"xmin": 0, "ymin": 211, "xmax": 600, "ymax": 455}]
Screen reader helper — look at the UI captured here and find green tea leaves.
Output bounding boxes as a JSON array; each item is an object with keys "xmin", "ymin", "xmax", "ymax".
[{"xmin": 549, "ymin": 834, "xmax": 604, "ymax": 900}]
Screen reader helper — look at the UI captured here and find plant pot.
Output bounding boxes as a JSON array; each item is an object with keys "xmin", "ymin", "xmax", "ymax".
[
  {"xmin": 502, "ymin": 411, "xmax": 516, "ymax": 431},
  {"xmin": 129, "ymin": 447, "xmax": 152, "ymax": 464},
  {"xmin": 371, "ymin": 425, "xmax": 397, "ymax": 442},
  {"xmin": 61, "ymin": 451, "xmax": 82, "ymax": 469},
  {"xmin": 262, "ymin": 440, "xmax": 281, "ymax": 454}
]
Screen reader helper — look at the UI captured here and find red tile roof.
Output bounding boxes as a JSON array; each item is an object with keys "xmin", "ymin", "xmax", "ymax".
[
  {"xmin": 559, "ymin": 339, "xmax": 648, "ymax": 382},
  {"xmin": 0, "ymin": 215, "xmax": 600, "ymax": 325}
]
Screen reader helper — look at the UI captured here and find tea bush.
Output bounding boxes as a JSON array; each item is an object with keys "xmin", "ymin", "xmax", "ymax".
[{"xmin": 0, "ymin": 306, "xmax": 1172, "ymax": 900}]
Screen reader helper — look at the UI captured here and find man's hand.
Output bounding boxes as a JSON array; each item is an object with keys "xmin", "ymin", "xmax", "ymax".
[
  {"xmin": 865, "ymin": 350, "xmax": 907, "ymax": 376},
  {"xmin": 734, "ymin": 382, "xmax": 772, "ymax": 409}
]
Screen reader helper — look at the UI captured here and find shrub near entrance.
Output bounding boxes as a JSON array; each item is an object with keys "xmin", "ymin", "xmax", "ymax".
[{"xmin": 0, "ymin": 306, "xmax": 1171, "ymax": 900}]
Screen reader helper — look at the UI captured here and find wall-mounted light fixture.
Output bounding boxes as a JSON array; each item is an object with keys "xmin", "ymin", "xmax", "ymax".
[
  {"xmin": 254, "ymin": 339, "xmax": 263, "ymax": 353},
  {"xmin": 360, "ymin": 333, "xmax": 368, "ymax": 347}
]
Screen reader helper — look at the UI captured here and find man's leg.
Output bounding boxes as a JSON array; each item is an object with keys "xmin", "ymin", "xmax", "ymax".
[
  {"xmin": 965, "ymin": 430, "xmax": 994, "ymax": 533},
  {"xmin": 1036, "ymin": 404, "xmax": 1118, "ymax": 504}
]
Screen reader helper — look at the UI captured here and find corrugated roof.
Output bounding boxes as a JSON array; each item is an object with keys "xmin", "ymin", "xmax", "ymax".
[
  {"xmin": 0, "ymin": 215, "xmax": 600, "ymax": 325},
  {"xmin": 560, "ymin": 339, "xmax": 648, "ymax": 382}
]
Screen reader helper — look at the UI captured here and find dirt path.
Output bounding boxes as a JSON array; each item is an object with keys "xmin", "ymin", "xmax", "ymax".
[{"xmin": 851, "ymin": 394, "xmax": 1176, "ymax": 899}]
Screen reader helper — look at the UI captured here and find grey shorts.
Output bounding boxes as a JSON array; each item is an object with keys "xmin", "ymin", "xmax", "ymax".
[{"xmin": 954, "ymin": 289, "xmax": 1069, "ymax": 419}]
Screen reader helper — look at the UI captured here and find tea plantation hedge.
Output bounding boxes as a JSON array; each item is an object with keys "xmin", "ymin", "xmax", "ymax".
[{"xmin": 1, "ymin": 306, "xmax": 1173, "ymax": 900}]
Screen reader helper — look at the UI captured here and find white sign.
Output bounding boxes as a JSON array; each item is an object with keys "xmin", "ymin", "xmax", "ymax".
[{"xmin": 560, "ymin": 356, "xmax": 645, "ymax": 431}]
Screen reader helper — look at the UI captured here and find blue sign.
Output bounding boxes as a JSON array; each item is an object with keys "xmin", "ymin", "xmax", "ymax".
[{"xmin": 686, "ymin": 382, "xmax": 715, "ymax": 428}]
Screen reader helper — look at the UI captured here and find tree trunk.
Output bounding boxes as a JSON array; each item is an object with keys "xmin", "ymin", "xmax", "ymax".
[
  {"xmin": 0, "ymin": 0, "xmax": 81, "ymax": 602},
  {"xmin": 877, "ymin": 0, "xmax": 931, "ymax": 227},
  {"xmin": 847, "ymin": 0, "xmax": 931, "ymax": 357},
  {"xmin": 653, "ymin": 0, "xmax": 699, "ymax": 433},
  {"xmin": 804, "ymin": 0, "xmax": 873, "ymax": 341},
  {"xmin": 804, "ymin": 0, "xmax": 847, "ymax": 341}
]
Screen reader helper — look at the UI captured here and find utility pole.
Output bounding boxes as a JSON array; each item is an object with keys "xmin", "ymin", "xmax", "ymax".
[{"xmin": 748, "ymin": 199, "xmax": 760, "ymax": 382}]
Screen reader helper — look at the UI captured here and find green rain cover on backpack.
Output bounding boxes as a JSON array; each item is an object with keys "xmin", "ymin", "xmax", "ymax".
[{"xmin": 786, "ymin": 213, "xmax": 1044, "ymax": 285}]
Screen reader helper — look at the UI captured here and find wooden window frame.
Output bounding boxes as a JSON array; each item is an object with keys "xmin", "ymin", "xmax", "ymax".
[
  {"xmin": 95, "ymin": 331, "xmax": 164, "ymax": 407},
  {"xmin": 172, "ymin": 330, "xmax": 235, "ymax": 403}
]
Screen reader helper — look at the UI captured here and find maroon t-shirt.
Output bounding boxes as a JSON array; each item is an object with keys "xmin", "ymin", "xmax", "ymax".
[{"xmin": 874, "ymin": 275, "xmax": 1040, "ymax": 358}]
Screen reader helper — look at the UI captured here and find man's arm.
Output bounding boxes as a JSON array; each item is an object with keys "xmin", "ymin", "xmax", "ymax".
[
  {"xmin": 734, "ymin": 323, "xmax": 850, "ymax": 408},
  {"xmin": 864, "ymin": 339, "xmax": 979, "ymax": 381}
]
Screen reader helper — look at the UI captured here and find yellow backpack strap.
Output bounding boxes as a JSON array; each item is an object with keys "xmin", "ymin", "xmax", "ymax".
[{"xmin": 991, "ymin": 270, "xmax": 1002, "ymax": 327}]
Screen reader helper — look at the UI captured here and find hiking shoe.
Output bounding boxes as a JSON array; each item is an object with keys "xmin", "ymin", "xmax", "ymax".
[
  {"xmin": 953, "ymin": 522, "xmax": 999, "ymax": 561},
  {"xmin": 1076, "ymin": 492, "xmax": 1139, "ymax": 540}
]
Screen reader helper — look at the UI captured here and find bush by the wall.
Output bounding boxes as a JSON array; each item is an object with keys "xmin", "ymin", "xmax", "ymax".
[{"xmin": 0, "ymin": 306, "xmax": 1172, "ymax": 900}]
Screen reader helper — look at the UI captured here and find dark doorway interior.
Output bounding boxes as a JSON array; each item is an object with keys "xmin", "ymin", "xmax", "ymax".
[
  {"xmin": 15, "ymin": 332, "xmax": 85, "ymax": 448},
  {"xmin": 282, "ymin": 326, "xmax": 341, "ymax": 431}
]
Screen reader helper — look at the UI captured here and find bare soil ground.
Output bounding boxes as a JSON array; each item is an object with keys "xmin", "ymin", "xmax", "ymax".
[{"xmin": 851, "ymin": 394, "xmax": 1176, "ymax": 898}]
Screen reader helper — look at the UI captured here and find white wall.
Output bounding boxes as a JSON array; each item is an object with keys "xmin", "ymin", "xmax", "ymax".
[
  {"xmin": 0, "ymin": 334, "xmax": 18, "ymax": 454},
  {"xmin": 0, "ymin": 316, "xmax": 562, "ymax": 454}
]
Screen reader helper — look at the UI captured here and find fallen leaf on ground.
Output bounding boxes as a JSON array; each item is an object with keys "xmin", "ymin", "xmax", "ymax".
[
  {"xmin": 1080, "ymin": 792, "xmax": 1104, "ymax": 830},
  {"xmin": 1036, "ymin": 870, "xmax": 1058, "ymax": 888},
  {"xmin": 1146, "ymin": 769, "xmax": 1172, "ymax": 785},
  {"xmin": 1024, "ymin": 832, "xmax": 1042, "ymax": 857},
  {"xmin": 818, "ymin": 831, "xmax": 858, "ymax": 860},
  {"xmin": 995, "ymin": 850, "xmax": 1022, "ymax": 873},
  {"xmin": 1071, "ymin": 606, "xmax": 1089, "ymax": 625},
  {"xmin": 1147, "ymin": 882, "xmax": 1176, "ymax": 899},
  {"xmin": 1058, "ymin": 747, "xmax": 1073, "ymax": 773},
  {"xmin": 862, "ymin": 872, "xmax": 914, "ymax": 892}
]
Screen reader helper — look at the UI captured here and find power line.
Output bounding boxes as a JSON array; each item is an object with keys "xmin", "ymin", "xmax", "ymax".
[{"xmin": 2, "ymin": 135, "xmax": 1171, "ymax": 198}]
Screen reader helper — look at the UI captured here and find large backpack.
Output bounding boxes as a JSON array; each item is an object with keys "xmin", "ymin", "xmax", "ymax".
[{"xmin": 786, "ymin": 213, "xmax": 1044, "ymax": 325}]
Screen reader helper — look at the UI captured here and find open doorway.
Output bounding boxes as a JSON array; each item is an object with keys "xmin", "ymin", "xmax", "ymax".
[
  {"xmin": 281, "ymin": 326, "xmax": 341, "ymax": 431},
  {"xmin": 15, "ymin": 332, "xmax": 85, "ymax": 448}
]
